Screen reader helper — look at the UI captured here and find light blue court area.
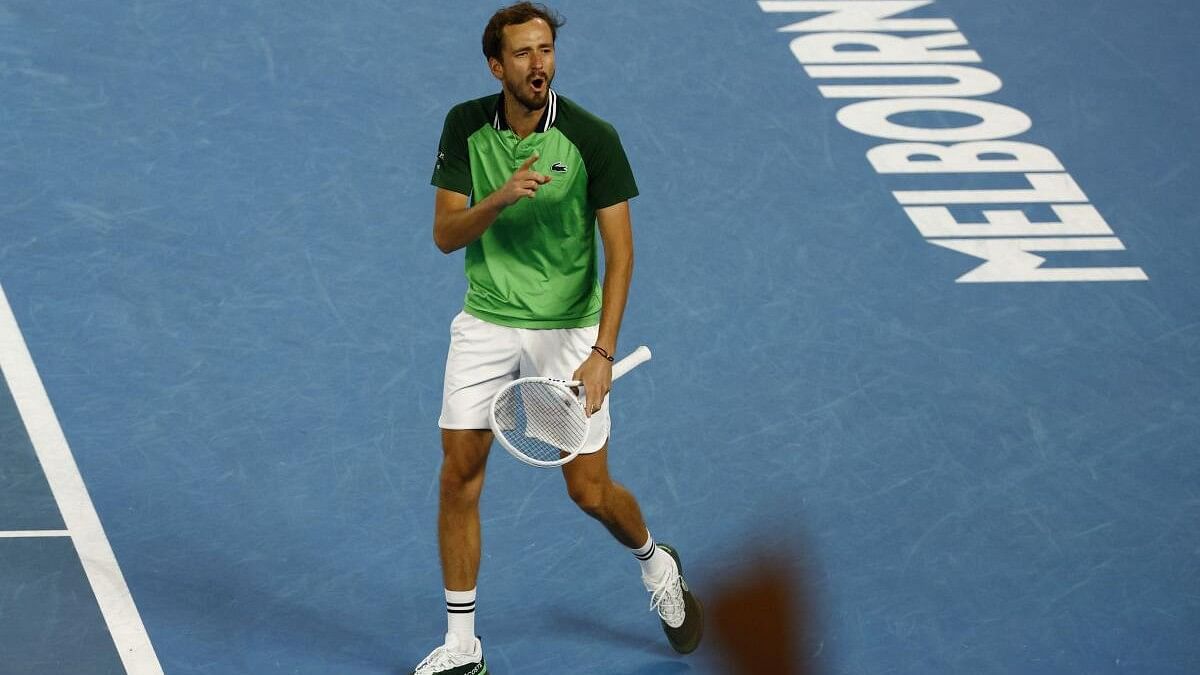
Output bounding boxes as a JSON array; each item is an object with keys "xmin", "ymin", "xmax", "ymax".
[{"xmin": 2, "ymin": 1, "xmax": 1199, "ymax": 673}]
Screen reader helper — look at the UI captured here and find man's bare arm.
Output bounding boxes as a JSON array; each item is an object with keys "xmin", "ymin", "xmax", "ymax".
[
  {"xmin": 573, "ymin": 200, "xmax": 634, "ymax": 414},
  {"xmin": 593, "ymin": 200, "xmax": 634, "ymax": 356}
]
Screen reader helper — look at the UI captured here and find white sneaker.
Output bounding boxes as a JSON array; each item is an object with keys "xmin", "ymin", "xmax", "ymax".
[
  {"xmin": 642, "ymin": 552, "xmax": 686, "ymax": 629},
  {"xmin": 410, "ymin": 633, "xmax": 487, "ymax": 675},
  {"xmin": 641, "ymin": 543, "xmax": 704, "ymax": 653}
]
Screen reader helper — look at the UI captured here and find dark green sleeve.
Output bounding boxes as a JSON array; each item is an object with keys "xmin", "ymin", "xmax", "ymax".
[
  {"xmin": 583, "ymin": 121, "xmax": 639, "ymax": 209},
  {"xmin": 431, "ymin": 104, "xmax": 473, "ymax": 196},
  {"xmin": 556, "ymin": 98, "xmax": 640, "ymax": 209}
]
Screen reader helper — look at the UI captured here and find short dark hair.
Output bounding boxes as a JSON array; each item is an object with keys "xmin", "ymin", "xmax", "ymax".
[{"xmin": 482, "ymin": 2, "xmax": 564, "ymax": 61}]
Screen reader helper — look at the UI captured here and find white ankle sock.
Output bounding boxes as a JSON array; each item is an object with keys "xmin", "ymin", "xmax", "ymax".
[
  {"xmin": 445, "ymin": 588, "xmax": 476, "ymax": 650},
  {"xmin": 631, "ymin": 532, "xmax": 675, "ymax": 580}
]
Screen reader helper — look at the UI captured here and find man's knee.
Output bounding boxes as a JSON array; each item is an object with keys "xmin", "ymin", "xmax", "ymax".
[
  {"xmin": 440, "ymin": 462, "xmax": 485, "ymax": 503},
  {"xmin": 567, "ymin": 479, "xmax": 608, "ymax": 517},
  {"xmin": 440, "ymin": 429, "xmax": 491, "ymax": 503}
]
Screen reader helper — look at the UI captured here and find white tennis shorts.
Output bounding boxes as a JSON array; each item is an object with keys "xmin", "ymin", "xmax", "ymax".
[{"xmin": 438, "ymin": 311, "xmax": 611, "ymax": 454}]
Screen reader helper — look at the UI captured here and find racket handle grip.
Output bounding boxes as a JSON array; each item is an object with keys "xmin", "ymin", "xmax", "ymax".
[{"xmin": 612, "ymin": 345, "xmax": 652, "ymax": 381}]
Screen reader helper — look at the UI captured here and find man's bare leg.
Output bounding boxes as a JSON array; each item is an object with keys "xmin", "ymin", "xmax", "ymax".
[
  {"xmin": 413, "ymin": 429, "xmax": 492, "ymax": 668},
  {"xmin": 561, "ymin": 442, "xmax": 705, "ymax": 653},
  {"xmin": 439, "ymin": 428, "xmax": 492, "ymax": 590},
  {"xmin": 560, "ymin": 443, "xmax": 647, "ymax": 547}
]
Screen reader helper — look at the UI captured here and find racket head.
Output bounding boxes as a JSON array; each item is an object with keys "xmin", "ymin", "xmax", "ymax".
[{"xmin": 489, "ymin": 377, "xmax": 591, "ymax": 468}]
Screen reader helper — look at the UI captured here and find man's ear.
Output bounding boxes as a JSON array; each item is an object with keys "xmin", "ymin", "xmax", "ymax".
[{"xmin": 488, "ymin": 57, "xmax": 503, "ymax": 81}]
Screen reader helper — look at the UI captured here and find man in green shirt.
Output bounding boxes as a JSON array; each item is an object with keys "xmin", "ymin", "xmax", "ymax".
[{"xmin": 412, "ymin": 3, "xmax": 702, "ymax": 673}]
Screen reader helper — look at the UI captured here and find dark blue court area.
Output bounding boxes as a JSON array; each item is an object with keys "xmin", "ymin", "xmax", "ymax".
[{"xmin": 2, "ymin": 1, "xmax": 1198, "ymax": 673}]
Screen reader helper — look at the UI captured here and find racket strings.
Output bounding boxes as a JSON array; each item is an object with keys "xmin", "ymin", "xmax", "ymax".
[{"xmin": 494, "ymin": 381, "xmax": 589, "ymax": 463}]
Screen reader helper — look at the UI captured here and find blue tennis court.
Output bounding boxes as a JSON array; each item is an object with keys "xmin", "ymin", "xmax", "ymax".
[{"xmin": 2, "ymin": 1, "xmax": 1198, "ymax": 673}]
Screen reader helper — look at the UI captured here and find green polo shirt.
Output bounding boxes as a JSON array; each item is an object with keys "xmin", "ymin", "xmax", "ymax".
[{"xmin": 431, "ymin": 90, "xmax": 638, "ymax": 328}]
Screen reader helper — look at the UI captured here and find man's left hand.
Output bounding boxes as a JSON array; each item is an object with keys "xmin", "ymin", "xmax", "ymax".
[{"xmin": 572, "ymin": 352, "xmax": 613, "ymax": 417}]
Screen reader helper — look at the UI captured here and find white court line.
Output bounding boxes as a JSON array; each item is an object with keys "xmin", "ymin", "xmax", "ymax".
[
  {"xmin": 0, "ymin": 530, "xmax": 71, "ymax": 538},
  {"xmin": 0, "ymin": 283, "xmax": 164, "ymax": 675}
]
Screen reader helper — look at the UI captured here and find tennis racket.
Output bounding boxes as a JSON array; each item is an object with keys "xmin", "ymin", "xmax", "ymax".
[{"xmin": 489, "ymin": 345, "xmax": 652, "ymax": 468}]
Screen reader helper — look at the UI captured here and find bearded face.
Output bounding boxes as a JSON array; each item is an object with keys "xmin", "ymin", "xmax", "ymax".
[{"xmin": 492, "ymin": 19, "xmax": 556, "ymax": 112}]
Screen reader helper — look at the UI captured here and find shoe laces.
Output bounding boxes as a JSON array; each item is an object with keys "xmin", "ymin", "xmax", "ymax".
[
  {"xmin": 414, "ymin": 646, "xmax": 456, "ymax": 673},
  {"xmin": 644, "ymin": 565, "xmax": 686, "ymax": 628},
  {"xmin": 414, "ymin": 641, "xmax": 477, "ymax": 674}
]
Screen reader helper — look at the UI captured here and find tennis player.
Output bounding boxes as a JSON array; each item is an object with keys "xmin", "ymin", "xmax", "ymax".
[{"xmin": 411, "ymin": 3, "xmax": 702, "ymax": 673}]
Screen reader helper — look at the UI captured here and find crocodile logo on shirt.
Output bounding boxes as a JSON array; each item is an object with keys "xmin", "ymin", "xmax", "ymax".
[{"xmin": 551, "ymin": 162, "xmax": 568, "ymax": 173}]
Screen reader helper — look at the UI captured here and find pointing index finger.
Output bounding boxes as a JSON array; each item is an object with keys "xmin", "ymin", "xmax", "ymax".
[{"xmin": 519, "ymin": 153, "xmax": 539, "ymax": 172}]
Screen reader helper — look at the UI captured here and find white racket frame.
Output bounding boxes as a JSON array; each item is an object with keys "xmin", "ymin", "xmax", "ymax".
[{"xmin": 489, "ymin": 345, "xmax": 652, "ymax": 467}]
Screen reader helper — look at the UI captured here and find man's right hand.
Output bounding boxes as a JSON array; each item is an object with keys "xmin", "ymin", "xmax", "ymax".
[
  {"xmin": 432, "ymin": 154, "xmax": 551, "ymax": 253},
  {"xmin": 493, "ymin": 153, "xmax": 551, "ymax": 207}
]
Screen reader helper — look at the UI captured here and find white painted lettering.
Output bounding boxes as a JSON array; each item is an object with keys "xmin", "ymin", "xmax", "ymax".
[
  {"xmin": 789, "ymin": 32, "xmax": 980, "ymax": 64},
  {"xmin": 905, "ymin": 204, "xmax": 1114, "ymax": 237},
  {"xmin": 894, "ymin": 172, "xmax": 1087, "ymax": 204},
  {"xmin": 806, "ymin": 64, "xmax": 1002, "ymax": 99},
  {"xmin": 837, "ymin": 98, "xmax": 1032, "ymax": 141},
  {"xmin": 930, "ymin": 238, "xmax": 1149, "ymax": 283},
  {"xmin": 868, "ymin": 141, "xmax": 1063, "ymax": 173},
  {"xmin": 760, "ymin": 0, "xmax": 1146, "ymax": 282}
]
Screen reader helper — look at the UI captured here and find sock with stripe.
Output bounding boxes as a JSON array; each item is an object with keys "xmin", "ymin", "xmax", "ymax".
[
  {"xmin": 445, "ymin": 588, "xmax": 477, "ymax": 651},
  {"xmin": 631, "ymin": 532, "xmax": 675, "ymax": 580}
]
